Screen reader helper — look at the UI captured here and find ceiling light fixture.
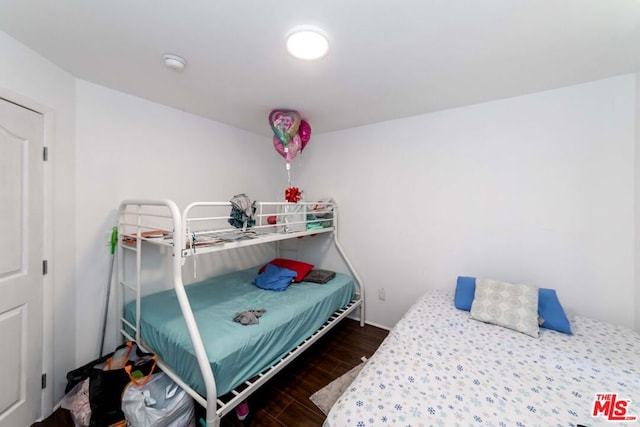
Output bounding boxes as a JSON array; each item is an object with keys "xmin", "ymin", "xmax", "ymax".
[
  {"xmin": 286, "ymin": 27, "xmax": 329, "ymax": 60},
  {"xmin": 162, "ymin": 53, "xmax": 186, "ymax": 71}
]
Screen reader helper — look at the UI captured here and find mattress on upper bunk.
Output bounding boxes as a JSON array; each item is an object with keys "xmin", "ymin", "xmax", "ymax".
[
  {"xmin": 325, "ymin": 290, "xmax": 640, "ymax": 427},
  {"xmin": 123, "ymin": 266, "xmax": 355, "ymax": 397}
]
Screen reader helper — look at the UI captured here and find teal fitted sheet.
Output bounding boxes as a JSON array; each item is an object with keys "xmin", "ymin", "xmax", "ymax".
[{"xmin": 123, "ymin": 267, "xmax": 355, "ymax": 397}]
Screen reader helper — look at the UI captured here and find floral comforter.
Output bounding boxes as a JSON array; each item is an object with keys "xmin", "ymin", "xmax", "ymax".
[{"xmin": 325, "ymin": 290, "xmax": 640, "ymax": 427}]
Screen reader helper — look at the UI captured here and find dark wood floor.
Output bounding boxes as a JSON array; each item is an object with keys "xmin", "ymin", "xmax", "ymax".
[{"xmin": 34, "ymin": 319, "xmax": 389, "ymax": 427}]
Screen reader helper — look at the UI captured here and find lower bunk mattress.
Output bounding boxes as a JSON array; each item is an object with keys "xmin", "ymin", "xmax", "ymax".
[
  {"xmin": 124, "ymin": 266, "xmax": 355, "ymax": 397},
  {"xmin": 325, "ymin": 290, "xmax": 640, "ymax": 427}
]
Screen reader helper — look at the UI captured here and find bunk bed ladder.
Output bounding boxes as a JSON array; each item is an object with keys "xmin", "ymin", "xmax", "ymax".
[{"xmin": 116, "ymin": 206, "xmax": 141, "ymax": 344}]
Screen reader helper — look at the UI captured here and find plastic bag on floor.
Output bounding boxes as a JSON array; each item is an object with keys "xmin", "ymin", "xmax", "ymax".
[
  {"xmin": 60, "ymin": 378, "xmax": 91, "ymax": 427},
  {"xmin": 64, "ymin": 341, "xmax": 157, "ymax": 426},
  {"xmin": 121, "ymin": 372, "xmax": 195, "ymax": 427}
]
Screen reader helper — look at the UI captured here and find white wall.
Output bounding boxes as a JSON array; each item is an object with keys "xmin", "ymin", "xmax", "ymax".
[
  {"xmin": 300, "ymin": 75, "xmax": 636, "ymax": 330},
  {"xmin": 0, "ymin": 31, "xmax": 77, "ymax": 408},
  {"xmin": 635, "ymin": 73, "xmax": 640, "ymax": 333},
  {"xmin": 75, "ymin": 80, "xmax": 284, "ymax": 365}
]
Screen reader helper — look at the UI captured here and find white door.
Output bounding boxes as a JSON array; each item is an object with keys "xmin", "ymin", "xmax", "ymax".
[{"xmin": 0, "ymin": 98, "xmax": 44, "ymax": 426}]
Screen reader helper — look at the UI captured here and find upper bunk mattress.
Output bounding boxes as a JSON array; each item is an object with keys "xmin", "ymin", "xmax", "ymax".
[
  {"xmin": 124, "ymin": 266, "xmax": 355, "ymax": 397},
  {"xmin": 325, "ymin": 289, "xmax": 640, "ymax": 427}
]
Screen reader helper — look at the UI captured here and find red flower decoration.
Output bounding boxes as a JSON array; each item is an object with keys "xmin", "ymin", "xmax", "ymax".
[{"xmin": 285, "ymin": 186, "xmax": 302, "ymax": 203}]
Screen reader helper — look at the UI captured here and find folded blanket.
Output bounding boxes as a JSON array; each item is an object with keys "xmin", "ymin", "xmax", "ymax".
[{"xmin": 304, "ymin": 269, "xmax": 336, "ymax": 284}]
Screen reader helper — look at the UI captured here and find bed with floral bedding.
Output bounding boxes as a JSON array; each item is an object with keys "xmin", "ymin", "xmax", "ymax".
[{"xmin": 324, "ymin": 288, "xmax": 640, "ymax": 427}]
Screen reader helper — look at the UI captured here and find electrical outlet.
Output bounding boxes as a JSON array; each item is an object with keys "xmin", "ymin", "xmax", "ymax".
[{"xmin": 378, "ymin": 288, "xmax": 386, "ymax": 301}]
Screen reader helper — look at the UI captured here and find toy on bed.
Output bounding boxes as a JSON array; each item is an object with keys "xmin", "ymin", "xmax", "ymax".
[{"xmin": 325, "ymin": 277, "xmax": 640, "ymax": 427}]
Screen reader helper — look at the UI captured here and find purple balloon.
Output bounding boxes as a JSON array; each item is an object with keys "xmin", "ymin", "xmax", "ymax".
[{"xmin": 299, "ymin": 120, "xmax": 311, "ymax": 151}]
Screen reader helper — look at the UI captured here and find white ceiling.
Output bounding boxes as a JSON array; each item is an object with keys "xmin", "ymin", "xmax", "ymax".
[{"xmin": 0, "ymin": 1, "xmax": 639, "ymax": 135}]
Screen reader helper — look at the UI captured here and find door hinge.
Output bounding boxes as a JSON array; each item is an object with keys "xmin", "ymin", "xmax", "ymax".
[
  {"xmin": 43, "ymin": 146, "xmax": 48, "ymax": 161},
  {"xmin": 41, "ymin": 373, "xmax": 47, "ymax": 389},
  {"xmin": 42, "ymin": 260, "xmax": 48, "ymax": 275}
]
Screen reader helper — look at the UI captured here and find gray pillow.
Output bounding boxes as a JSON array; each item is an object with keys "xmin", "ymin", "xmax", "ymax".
[
  {"xmin": 469, "ymin": 279, "xmax": 539, "ymax": 338},
  {"xmin": 303, "ymin": 269, "xmax": 336, "ymax": 284}
]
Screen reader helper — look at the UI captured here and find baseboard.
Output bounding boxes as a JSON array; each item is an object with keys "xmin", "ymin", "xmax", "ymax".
[
  {"xmin": 362, "ymin": 320, "xmax": 391, "ymax": 331},
  {"xmin": 346, "ymin": 313, "xmax": 392, "ymax": 331}
]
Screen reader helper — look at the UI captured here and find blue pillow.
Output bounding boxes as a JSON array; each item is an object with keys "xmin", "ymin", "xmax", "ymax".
[
  {"xmin": 454, "ymin": 276, "xmax": 573, "ymax": 335},
  {"xmin": 253, "ymin": 263, "xmax": 297, "ymax": 291},
  {"xmin": 538, "ymin": 288, "xmax": 573, "ymax": 335},
  {"xmin": 454, "ymin": 276, "xmax": 476, "ymax": 311}
]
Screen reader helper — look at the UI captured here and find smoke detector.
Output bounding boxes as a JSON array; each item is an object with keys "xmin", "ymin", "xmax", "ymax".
[{"xmin": 162, "ymin": 54, "xmax": 186, "ymax": 71}]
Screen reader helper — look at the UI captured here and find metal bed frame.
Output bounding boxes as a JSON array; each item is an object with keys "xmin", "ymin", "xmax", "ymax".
[{"xmin": 116, "ymin": 199, "xmax": 365, "ymax": 427}]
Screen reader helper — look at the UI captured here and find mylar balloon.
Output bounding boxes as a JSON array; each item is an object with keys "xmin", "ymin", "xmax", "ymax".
[
  {"xmin": 298, "ymin": 120, "xmax": 311, "ymax": 151},
  {"xmin": 268, "ymin": 110, "xmax": 301, "ymax": 146},
  {"xmin": 273, "ymin": 134, "xmax": 302, "ymax": 161},
  {"xmin": 273, "ymin": 136, "xmax": 286, "ymax": 158},
  {"xmin": 286, "ymin": 134, "xmax": 301, "ymax": 161}
]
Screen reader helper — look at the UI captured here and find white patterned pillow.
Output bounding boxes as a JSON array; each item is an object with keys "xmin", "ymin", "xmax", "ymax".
[{"xmin": 469, "ymin": 279, "xmax": 539, "ymax": 338}]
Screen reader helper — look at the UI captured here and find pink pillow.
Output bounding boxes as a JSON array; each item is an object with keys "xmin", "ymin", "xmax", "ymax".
[{"xmin": 258, "ymin": 258, "xmax": 314, "ymax": 282}]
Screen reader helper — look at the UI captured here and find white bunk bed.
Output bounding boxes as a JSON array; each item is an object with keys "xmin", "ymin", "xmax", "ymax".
[{"xmin": 116, "ymin": 199, "xmax": 364, "ymax": 427}]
